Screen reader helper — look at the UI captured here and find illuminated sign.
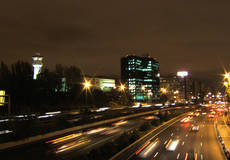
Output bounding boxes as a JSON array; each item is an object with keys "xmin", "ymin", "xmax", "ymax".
[
  {"xmin": 100, "ymin": 79, "xmax": 115, "ymax": 91},
  {"xmin": 0, "ymin": 90, "xmax": 5, "ymax": 106},
  {"xmin": 177, "ymin": 71, "xmax": 188, "ymax": 78}
]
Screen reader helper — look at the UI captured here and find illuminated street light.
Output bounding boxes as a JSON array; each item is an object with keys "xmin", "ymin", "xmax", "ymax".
[
  {"xmin": 120, "ymin": 84, "xmax": 125, "ymax": 91},
  {"xmin": 83, "ymin": 79, "xmax": 92, "ymax": 106},
  {"xmin": 83, "ymin": 80, "xmax": 91, "ymax": 90},
  {"xmin": 223, "ymin": 72, "xmax": 230, "ymax": 122},
  {"xmin": 160, "ymin": 88, "xmax": 167, "ymax": 94},
  {"xmin": 223, "ymin": 72, "xmax": 230, "ymax": 103},
  {"xmin": 225, "ymin": 73, "xmax": 230, "ymax": 79}
]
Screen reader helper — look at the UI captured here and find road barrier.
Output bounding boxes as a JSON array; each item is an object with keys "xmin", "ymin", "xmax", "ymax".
[{"xmin": 215, "ymin": 121, "xmax": 230, "ymax": 159}]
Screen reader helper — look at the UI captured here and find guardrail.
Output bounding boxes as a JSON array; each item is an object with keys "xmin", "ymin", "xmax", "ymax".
[{"xmin": 215, "ymin": 121, "xmax": 230, "ymax": 159}]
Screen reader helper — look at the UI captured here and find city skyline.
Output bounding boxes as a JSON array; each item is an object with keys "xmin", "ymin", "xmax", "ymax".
[{"xmin": 1, "ymin": 0, "xmax": 230, "ymax": 84}]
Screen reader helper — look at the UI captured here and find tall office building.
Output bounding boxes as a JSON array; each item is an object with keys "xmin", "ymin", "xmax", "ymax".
[
  {"xmin": 32, "ymin": 53, "xmax": 43, "ymax": 80},
  {"xmin": 160, "ymin": 74, "xmax": 204, "ymax": 104},
  {"xmin": 121, "ymin": 54, "xmax": 160, "ymax": 102}
]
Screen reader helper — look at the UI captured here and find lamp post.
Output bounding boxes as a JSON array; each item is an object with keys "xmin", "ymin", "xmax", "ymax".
[
  {"xmin": 120, "ymin": 84, "xmax": 125, "ymax": 91},
  {"xmin": 160, "ymin": 88, "xmax": 167, "ymax": 106},
  {"xmin": 83, "ymin": 79, "xmax": 91, "ymax": 106},
  {"xmin": 177, "ymin": 71, "xmax": 189, "ymax": 103},
  {"xmin": 223, "ymin": 72, "xmax": 230, "ymax": 123},
  {"xmin": 160, "ymin": 88, "xmax": 167, "ymax": 94},
  {"xmin": 224, "ymin": 73, "xmax": 230, "ymax": 102},
  {"xmin": 119, "ymin": 84, "xmax": 128, "ymax": 105}
]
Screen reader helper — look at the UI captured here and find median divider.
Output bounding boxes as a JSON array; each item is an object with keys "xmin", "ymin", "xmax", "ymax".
[
  {"xmin": 0, "ymin": 108, "xmax": 176, "ymax": 150},
  {"xmin": 109, "ymin": 112, "xmax": 188, "ymax": 160}
]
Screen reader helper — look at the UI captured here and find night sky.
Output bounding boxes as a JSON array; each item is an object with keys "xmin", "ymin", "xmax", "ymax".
[{"xmin": 1, "ymin": 0, "xmax": 230, "ymax": 83}]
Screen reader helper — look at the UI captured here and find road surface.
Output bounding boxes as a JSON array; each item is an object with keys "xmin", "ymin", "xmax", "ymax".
[{"xmin": 114, "ymin": 110, "xmax": 225, "ymax": 160}]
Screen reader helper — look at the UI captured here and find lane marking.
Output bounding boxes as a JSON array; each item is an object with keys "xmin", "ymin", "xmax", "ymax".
[
  {"xmin": 201, "ymin": 154, "xmax": 203, "ymax": 160},
  {"xmin": 182, "ymin": 141, "xmax": 185, "ymax": 146},
  {"xmin": 200, "ymin": 142, "xmax": 203, "ymax": 147},
  {"xmin": 177, "ymin": 153, "xmax": 180, "ymax": 159},
  {"xmin": 186, "ymin": 134, "xmax": 188, "ymax": 137},
  {"xmin": 154, "ymin": 152, "xmax": 159, "ymax": 158},
  {"xmin": 171, "ymin": 133, "xmax": 174, "ymax": 137},
  {"xmin": 164, "ymin": 140, "xmax": 168, "ymax": 144},
  {"xmin": 116, "ymin": 113, "xmax": 188, "ymax": 160}
]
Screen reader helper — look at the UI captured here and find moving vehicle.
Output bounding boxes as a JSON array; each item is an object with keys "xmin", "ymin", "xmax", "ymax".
[
  {"xmin": 165, "ymin": 139, "xmax": 180, "ymax": 151},
  {"xmin": 191, "ymin": 125, "xmax": 199, "ymax": 132}
]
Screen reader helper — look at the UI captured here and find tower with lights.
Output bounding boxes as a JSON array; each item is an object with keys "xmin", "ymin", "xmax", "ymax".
[{"xmin": 32, "ymin": 53, "xmax": 43, "ymax": 79}]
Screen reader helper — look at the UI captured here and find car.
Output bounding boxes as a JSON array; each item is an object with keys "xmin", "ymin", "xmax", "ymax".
[
  {"xmin": 208, "ymin": 114, "xmax": 215, "ymax": 118},
  {"xmin": 180, "ymin": 117, "xmax": 190, "ymax": 123},
  {"xmin": 191, "ymin": 125, "xmax": 199, "ymax": 132},
  {"xmin": 165, "ymin": 139, "xmax": 180, "ymax": 151}
]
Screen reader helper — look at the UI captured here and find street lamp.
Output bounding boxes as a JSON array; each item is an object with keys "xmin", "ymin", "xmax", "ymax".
[
  {"xmin": 225, "ymin": 73, "xmax": 230, "ymax": 79},
  {"xmin": 223, "ymin": 72, "xmax": 230, "ymax": 103},
  {"xmin": 223, "ymin": 72, "xmax": 230, "ymax": 123},
  {"xmin": 119, "ymin": 84, "xmax": 128, "ymax": 105},
  {"xmin": 141, "ymin": 86, "xmax": 147, "ymax": 102},
  {"xmin": 119, "ymin": 84, "xmax": 125, "ymax": 91},
  {"xmin": 83, "ymin": 79, "xmax": 92, "ymax": 106},
  {"xmin": 160, "ymin": 88, "xmax": 167, "ymax": 94},
  {"xmin": 83, "ymin": 79, "xmax": 92, "ymax": 90}
]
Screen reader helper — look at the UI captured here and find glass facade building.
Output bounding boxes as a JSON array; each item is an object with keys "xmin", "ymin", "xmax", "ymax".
[{"xmin": 121, "ymin": 55, "xmax": 160, "ymax": 102}]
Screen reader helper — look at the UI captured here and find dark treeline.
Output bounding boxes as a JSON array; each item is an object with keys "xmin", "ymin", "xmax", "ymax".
[{"xmin": 0, "ymin": 61, "xmax": 132, "ymax": 115}]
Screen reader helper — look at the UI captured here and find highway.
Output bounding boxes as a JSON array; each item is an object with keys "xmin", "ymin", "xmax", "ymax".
[
  {"xmin": 114, "ymin": 108, "xmax": 226, "ymax": 160},
  {"xmin": 1, "ymin": 108, "xmax": 170, "ymax": 160},
  {"xmin": 3, "ymin": 106, "xmax": 220, "ymax": 160}
]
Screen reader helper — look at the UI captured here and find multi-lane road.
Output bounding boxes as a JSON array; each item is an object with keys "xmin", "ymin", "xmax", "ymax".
[
  {"xmin": 114, "ymin": 107, "xmax": 226, "ymax": 160},
  {"xmin": 1, "ymin": 105, "xmax": 227, "ymax": 160},
  {"xmin": 1, "ymin": 108, "xmax": 167, "ymax": 160}
]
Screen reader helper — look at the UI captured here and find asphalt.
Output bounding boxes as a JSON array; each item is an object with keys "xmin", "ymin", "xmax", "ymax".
[
  {"xmin": 120, "ymin": 113, "xmax": 226, "ymax": 160},
  {"xmin": 0, "ymin": 114, "xmax": 147, "ymax": 160},
  {"xmin": 0, "ymin": 107, "xmax": 197, "ymax": 160}
]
